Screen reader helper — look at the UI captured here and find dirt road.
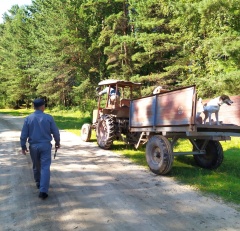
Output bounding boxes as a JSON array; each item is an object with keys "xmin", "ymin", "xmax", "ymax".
[{"xmin": 0, "ymin": 114, "xmax": 240, "ymax": 231}]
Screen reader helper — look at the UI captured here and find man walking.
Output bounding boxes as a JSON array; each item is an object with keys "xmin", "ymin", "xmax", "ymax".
[{"xmin": 20, "ymin": 99, "xmax": 60, "ymax": 199}]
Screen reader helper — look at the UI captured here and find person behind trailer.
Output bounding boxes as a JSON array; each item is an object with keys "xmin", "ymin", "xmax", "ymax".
[
  {"xmin": 153, "ymin": 86, "xmax": 168, "ymax": 95},
  {"xmin": 98, "ymin": 86, "xmax": 121, "ymax": 105}
]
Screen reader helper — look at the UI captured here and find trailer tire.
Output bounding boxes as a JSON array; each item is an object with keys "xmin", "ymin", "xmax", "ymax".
[
  {"xmin": 96, "ymin": 115, "xmax": 115, "ymax": 150},
  {"xmin": 81, "ymin": 123, "xmax": 92, "ymax": 142},
  {"xmin": 193, "ymin": 140, "xmax": 223, "ymax": 169},
  {"xmin": 146, "ymin": 135, "xmax": 174, "ymax": 175}
]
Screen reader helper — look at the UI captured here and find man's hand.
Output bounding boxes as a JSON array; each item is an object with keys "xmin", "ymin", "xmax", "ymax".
[
  {"xmin": 55, "ymin": 143, "xmax": 60, "ymax": 149},
  {"xmin": 22, "ymin": 149, "xmax": 28, "ymax": 155}
]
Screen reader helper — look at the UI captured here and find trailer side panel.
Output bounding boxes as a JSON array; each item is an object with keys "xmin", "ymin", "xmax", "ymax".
[{"xmin": 130, "ymin": 86, "xmax": 196, "ymax": 128}]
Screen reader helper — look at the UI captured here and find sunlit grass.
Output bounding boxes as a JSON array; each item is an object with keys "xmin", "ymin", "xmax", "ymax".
[
  {"xmin": 0, "ymin": 108, "xmax": 91, "ymax": 134},
  {"xmin": 1, "ymin": 108, "xmax": 240, "ymax": 206},
  {"xmin": 112, "ymin": 137, "xmax": 240, "ymax": 205},
  {"xmin": 0, "ymin": 108, "xmax": 33, "ymax": 116}
]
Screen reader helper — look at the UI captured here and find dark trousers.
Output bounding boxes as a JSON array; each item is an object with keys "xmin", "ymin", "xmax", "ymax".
[{"xmin": 29, "ymin": 143, "xmax": 52, "ymax": 193}]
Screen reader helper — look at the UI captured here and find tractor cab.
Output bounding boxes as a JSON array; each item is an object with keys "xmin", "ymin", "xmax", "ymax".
[
  {"xmin": 81, "ymin": 79, "xmax": 141, "ymax": 149},
  {"xmin": 94, "ymin": 79, "xmax": 141, "ymax": 123}
]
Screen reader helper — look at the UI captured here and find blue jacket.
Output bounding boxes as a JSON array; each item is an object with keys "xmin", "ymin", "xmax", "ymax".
[
  {"xmin": 99, "ymin": 87, "xmax": 120, "ymax": 96},
  {"xmin": 20, "ymin": 110, "xmax": 60, "ymax": 150}
]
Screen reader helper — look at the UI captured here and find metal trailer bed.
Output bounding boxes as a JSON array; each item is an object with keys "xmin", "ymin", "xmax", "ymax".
[{"xmin": 129, "ymin": 85, "xmax": 240, "ymax": 175}]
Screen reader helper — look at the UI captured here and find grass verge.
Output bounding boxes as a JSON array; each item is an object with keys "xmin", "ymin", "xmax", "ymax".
[
  {"xmin": 112, "ymin": 138, "xmax": 240, "ymax": 206},
  {"xmin": 1, "ymin": 108, "xmax": 239, "ymax": 206}
]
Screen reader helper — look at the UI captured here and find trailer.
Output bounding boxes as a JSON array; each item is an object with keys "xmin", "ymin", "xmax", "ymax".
[
  {"xmin": 81, "ymin": 81, "xmax": 240, "ymax": 175},
  {"xmin": 129, "ymin": 85, "xmax": 240, "ymax": 174}
]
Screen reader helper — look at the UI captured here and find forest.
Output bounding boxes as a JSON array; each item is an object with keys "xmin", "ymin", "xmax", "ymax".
[{"xmin": 0, "ymin": 0, "xmax": 239, "ymax": 110}]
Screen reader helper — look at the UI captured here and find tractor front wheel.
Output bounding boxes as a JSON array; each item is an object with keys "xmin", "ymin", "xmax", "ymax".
[{"xmin": 81, "ymin": 123, "xmax": 92, "ymax": 142}]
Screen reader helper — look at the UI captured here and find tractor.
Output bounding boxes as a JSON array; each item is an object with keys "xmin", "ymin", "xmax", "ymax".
[
  {"xmin": 81, "ymin": 79, "xmax": 142, "ymax": 149},
  {"xmin": 81, "ymin": 81, "xmax": 240, "ymax": 175}
]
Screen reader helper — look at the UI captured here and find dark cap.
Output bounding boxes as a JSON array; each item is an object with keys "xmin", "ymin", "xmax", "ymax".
[{"xmin": 33, "ymin": 98, "xmax": 45, "ymax": 108}]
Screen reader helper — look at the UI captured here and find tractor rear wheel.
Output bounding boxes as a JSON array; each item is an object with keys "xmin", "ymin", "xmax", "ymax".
[{"xmin": 96, "ymin": 115, "xmax": 115, "ymax": 149}]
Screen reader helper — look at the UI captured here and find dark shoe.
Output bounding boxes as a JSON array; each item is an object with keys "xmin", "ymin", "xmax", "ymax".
[
  {"xmin": 36, "ymin": 182, "xmax": 40, "ymax": 189},
  {"xmin": 39, "ymin": 192, "xmax": 48, "ymax": 199}
]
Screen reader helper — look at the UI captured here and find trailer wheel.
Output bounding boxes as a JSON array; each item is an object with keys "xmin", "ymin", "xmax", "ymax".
[
  {"xmin": 193, "ymin": 140, "xmax": 223, "ymax": 169},
  {"xmin": 81, "ymin": 123, "xmax": 92, "ymax": 142},
  {"xmin": 146, "ymin": 135, "xmax": 174, "ymax": 175},
  {"xmin": 96, "ymin": 115, "xmax": 115, "ymax": 150}
]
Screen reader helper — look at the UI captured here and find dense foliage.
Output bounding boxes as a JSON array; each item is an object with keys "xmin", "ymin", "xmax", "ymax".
[{"xmin": 0, "ymin": 0, "xmax": 239, "ymax": 108}]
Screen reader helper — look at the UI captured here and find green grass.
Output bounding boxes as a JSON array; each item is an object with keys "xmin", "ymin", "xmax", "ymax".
[
  {"xmin": 1, "ymin": 108, "xmax": 240, "ymax": 206},
  {"xmin": 172, "ymin": 139, "xmax": 240, "ymax": 204},
  {"xmin": 113, "ymin": 138, "xmax": 240, "ymax": 206},
  {"xmin": 48, "ymin": 109, "xmax": 92, "ymax": 135},
  {"xmin": 0, "ymin": 108, "xmax": 91, "ymax": 135},
  {"xmin": 0, "ymin": 108, "xmax": 32, "ymax": 117}
]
